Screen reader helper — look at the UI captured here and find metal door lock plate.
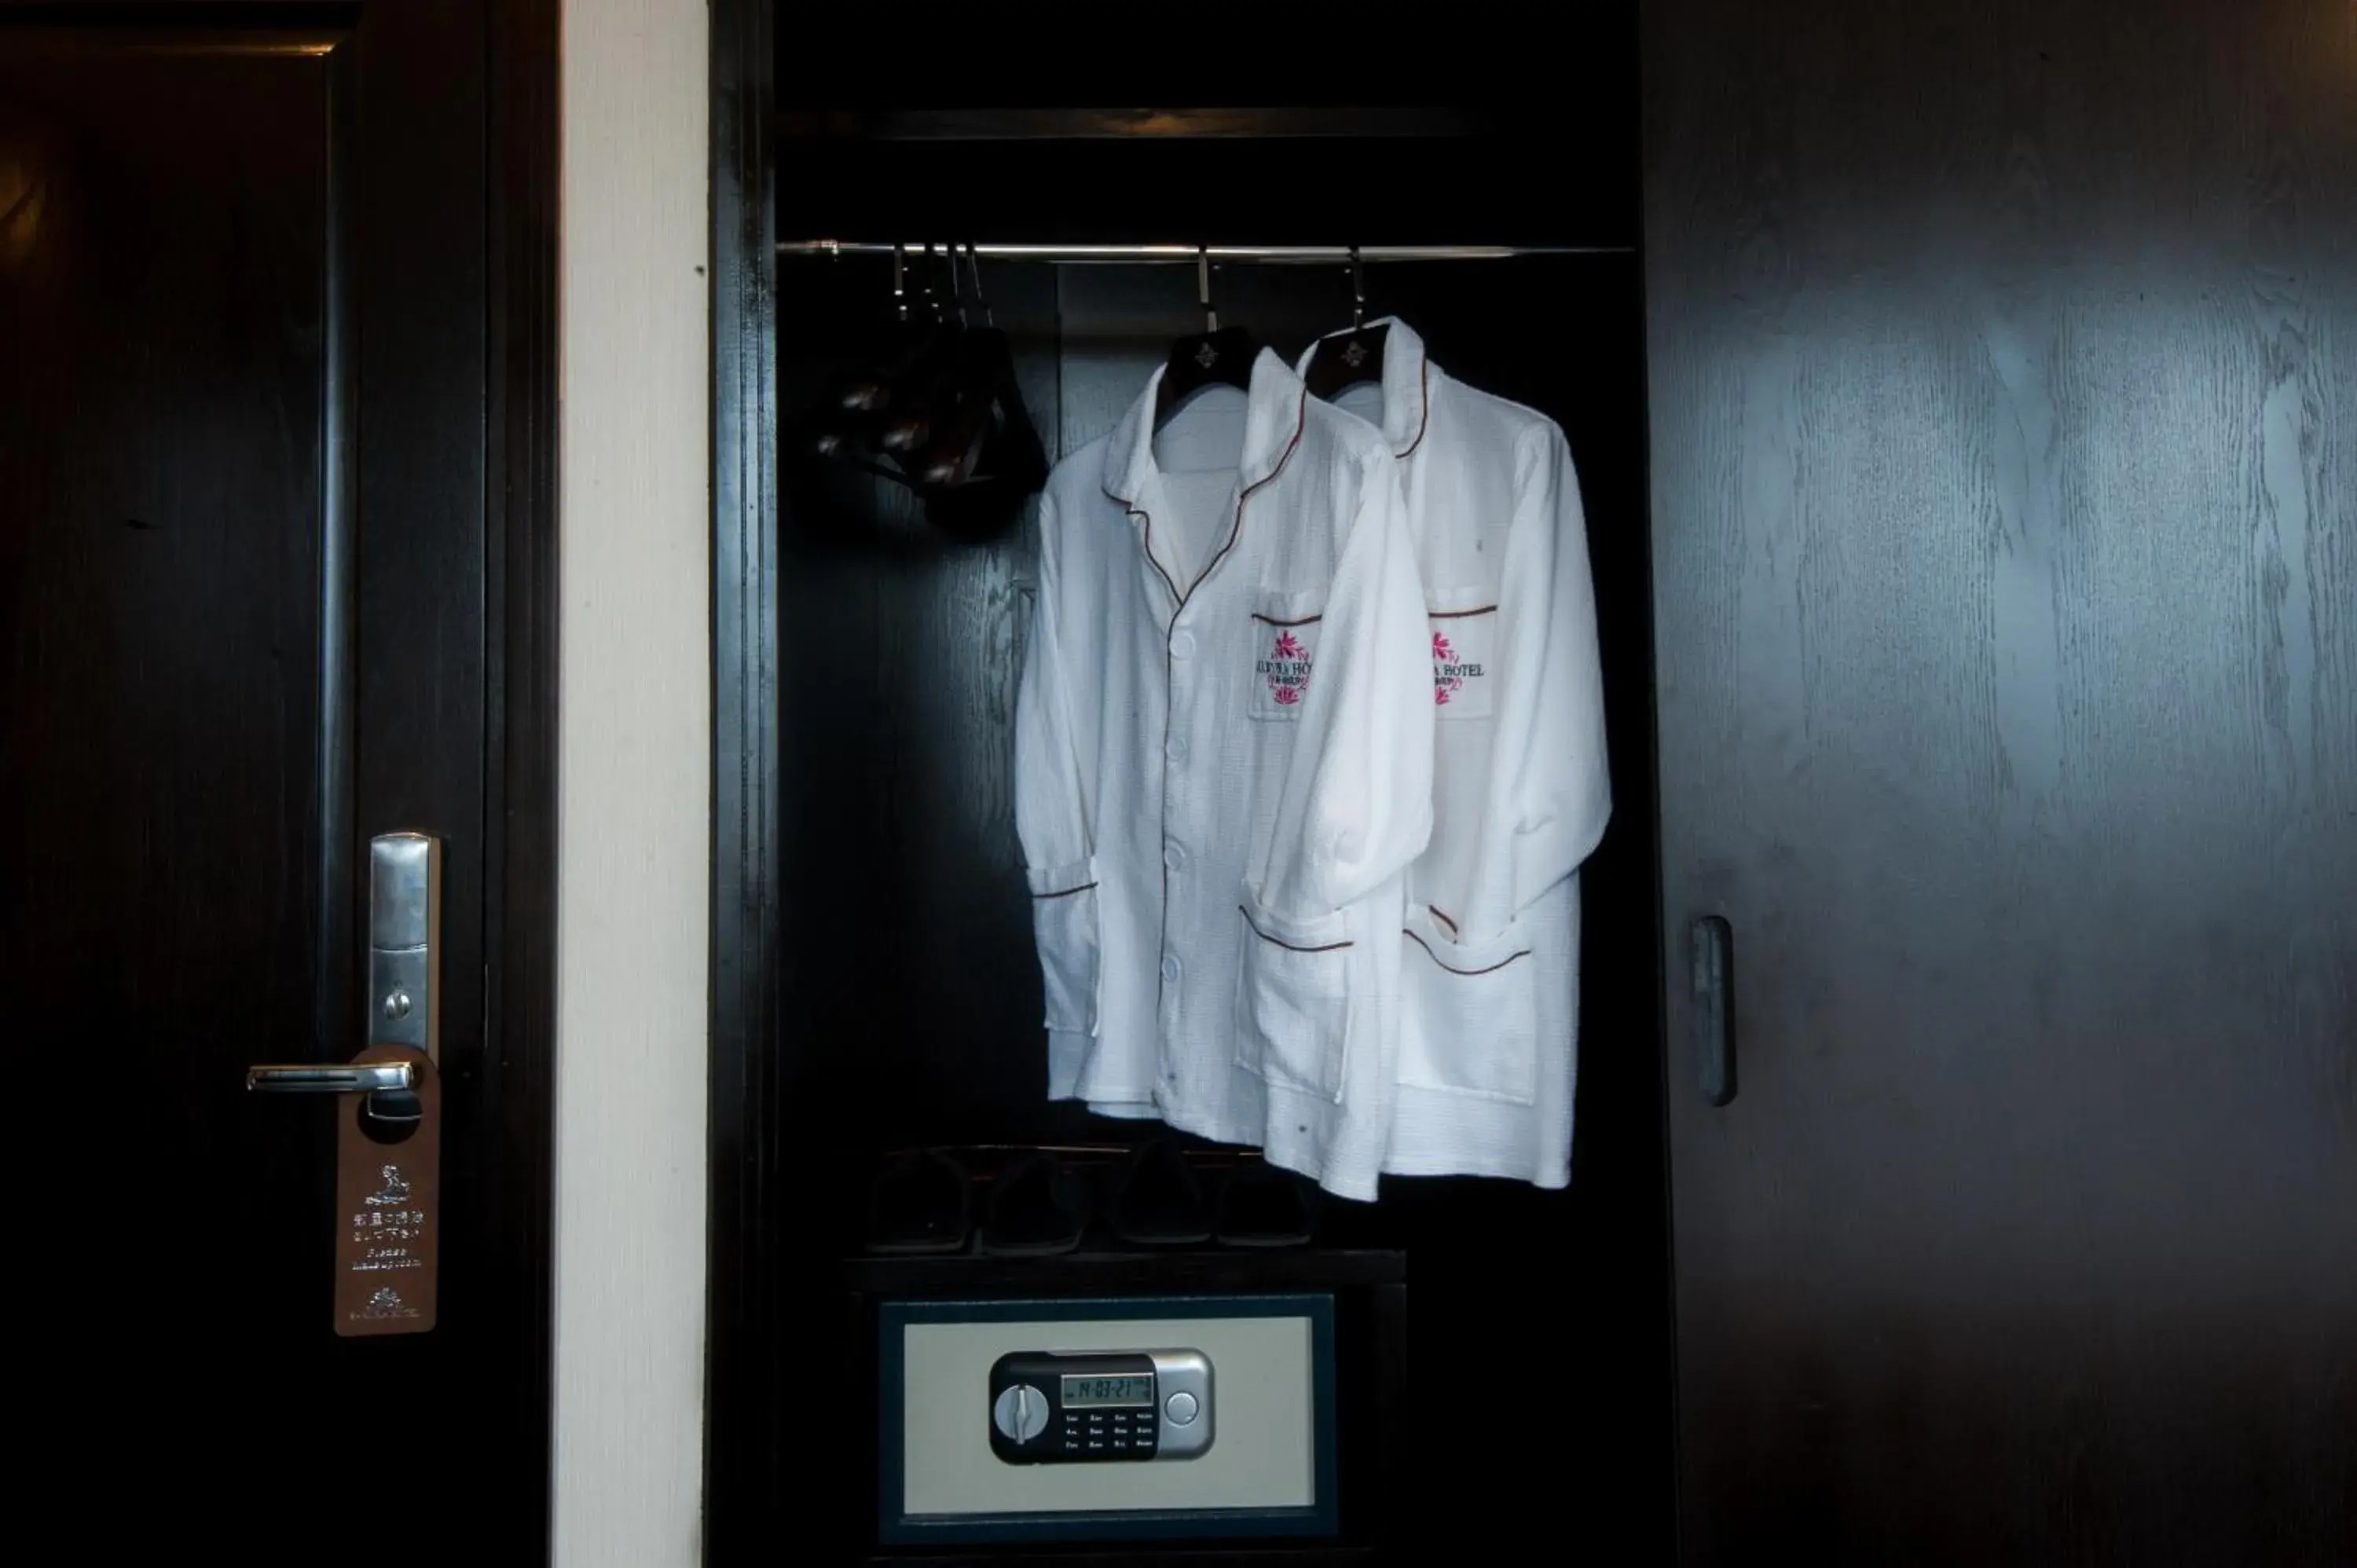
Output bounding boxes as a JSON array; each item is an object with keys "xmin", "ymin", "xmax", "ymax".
[{"xmin": 368, "ymin": 833, "xmax": 440, "ymax": 1058}]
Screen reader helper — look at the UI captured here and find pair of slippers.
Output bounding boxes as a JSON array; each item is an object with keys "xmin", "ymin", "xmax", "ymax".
[
  {"xmin": 865, "ymin": 1140, "xmax": 1320, "ymax": 1256},
  {"xmin": 1104, "ymin": 1138, "xmax": 1325, "ymax": 1251}
]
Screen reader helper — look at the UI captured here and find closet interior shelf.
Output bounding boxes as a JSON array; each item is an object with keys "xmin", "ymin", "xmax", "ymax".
[{"xmin": 775, "ymin": 240, "xmax": 1633, "ymax": 263}]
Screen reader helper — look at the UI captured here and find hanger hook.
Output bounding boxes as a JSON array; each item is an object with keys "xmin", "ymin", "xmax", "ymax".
[
  {"xmin": 964, "ymin": 241, "xmax": 993, "ymax": 328},
  {"xmin": 1349, "ymin": 244, "xmax": 1365, "ymax": 329},
  {"xmin": 917, "ymin": 242, "xmax": 942, "ymax": 323},
  {"xmin": 1197, "ymin": 244, "xmax": 1218, "ymax": 334}
]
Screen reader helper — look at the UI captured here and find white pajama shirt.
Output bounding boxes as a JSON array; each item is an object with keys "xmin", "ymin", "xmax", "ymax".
[
  {"xmin": 1014, "ymin": 348, "xmax": 1434, "ymax": 1200},
  {"xmin": 1303, "ymin": 318, "xmax": 1611, "ymax": 1187}
]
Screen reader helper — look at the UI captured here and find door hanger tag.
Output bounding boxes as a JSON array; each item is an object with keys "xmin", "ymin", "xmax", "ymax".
[{"xmin": 332, "ymin": 1042, "xmax": 439, "ymax": 1336}]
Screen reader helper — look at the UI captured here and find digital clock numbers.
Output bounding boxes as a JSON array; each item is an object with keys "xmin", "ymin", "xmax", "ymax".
[{"xmin": 1061, "ymin": 1374, "xmax": 1154, "ymax": 1407}]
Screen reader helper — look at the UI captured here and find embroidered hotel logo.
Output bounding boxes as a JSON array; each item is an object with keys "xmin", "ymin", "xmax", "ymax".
[
  {"xmin": 1432, "ymin": 629, "xmax": 1484, "ymax": 705},
  {"xmin": 1260, "ymin": 629, "xmax": 1311, "ymax": 706}
]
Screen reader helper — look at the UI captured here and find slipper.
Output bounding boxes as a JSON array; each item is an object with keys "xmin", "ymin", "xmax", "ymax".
[
  {"xmin": 1104, "ymin": 1137, "xmax": 1212, "ymax": 1246},
  {"xmin": 981, "ymin": 1152, "xmax": 1088, "ymax": 1256},
  {"xmin": 863, "ymin": 1148, "xmax": 972, "ymax": 1255},
  {"xmin": 1215, "ymin": 1162, "xmax": 1319, "ymax": 1248}
]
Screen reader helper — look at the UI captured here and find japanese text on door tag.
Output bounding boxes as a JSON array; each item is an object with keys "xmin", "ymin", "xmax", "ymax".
[{"xmin": 333, "ymin": 1043, "xmax": 439, "ymax": 1336}]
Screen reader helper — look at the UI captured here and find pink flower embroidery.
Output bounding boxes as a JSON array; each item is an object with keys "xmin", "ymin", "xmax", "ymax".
[
  {"xmin": 1264, "ymin": 628, "xmax": 1310, "ymax": 707},
  {"xmin": 1432, "ymin": 628, "xmax": 1464, "ymax": 705}
]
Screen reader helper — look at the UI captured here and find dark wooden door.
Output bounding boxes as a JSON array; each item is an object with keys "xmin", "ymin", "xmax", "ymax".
[
  {"xmin": 2, "ymin": 6, "xmax": 548, "ymax": 1559},
  {"xmin": 1645, "ymin": 0, "xmax": 2355, "ymax": 1561}
]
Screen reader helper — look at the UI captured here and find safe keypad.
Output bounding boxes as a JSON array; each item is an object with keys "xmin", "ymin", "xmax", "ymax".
[{"xmin": 1059, "ymin": 1407, "xmax": 1159, "ymax": 1459}]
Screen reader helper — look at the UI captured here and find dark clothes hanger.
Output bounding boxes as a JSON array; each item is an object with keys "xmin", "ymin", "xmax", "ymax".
[
  {"xmin": 1153, "ymin": 246, "xmax": 1259, "ymax": 430},
  {"xmin": 911, "ymin": 244, "xmax": 1014, "ymax": 485},
  {"xmin": 1301, "ymin": 246, "xmax": 1387, "ymax": 401},
  {"xmin": 874, "ymin": 244, "xmax": 969, "ymax": 453},
  {"xmin": 798, "ymin": 243, "xmax": 1044, "ymax": 540},
  {"xmin": 830, "ymin": 243, "xmax": 925, "ymax": 413},
  {"xmin": 807, "ymin": 243, "xmax": 954, "ymax": 459}
]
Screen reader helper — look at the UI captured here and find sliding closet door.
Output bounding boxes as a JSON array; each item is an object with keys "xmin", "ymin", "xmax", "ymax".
[{"xmin": 1645, "ymin": 1, "xmax": 2355, "ymax": 1562}]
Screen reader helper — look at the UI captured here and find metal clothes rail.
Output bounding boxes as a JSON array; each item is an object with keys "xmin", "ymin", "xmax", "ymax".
[{"xmin": 775, "ymin": 240, "xmax": 1633, "ymax": 263}]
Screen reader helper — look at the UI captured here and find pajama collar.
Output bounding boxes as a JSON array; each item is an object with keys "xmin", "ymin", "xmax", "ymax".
[
  {"xmin": 1297, "ymin": 314, "xmax": 1432, "ymax": 459},
  {"xmin": 1100, "ymin": 346, "xmax": 1311, "ymax": 543}
]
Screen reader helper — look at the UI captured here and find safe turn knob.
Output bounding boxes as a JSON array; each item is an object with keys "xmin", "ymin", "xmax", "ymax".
[{"xmin": 992, "ymin": 1383, "xmax": 1048, "ymax": 1443}]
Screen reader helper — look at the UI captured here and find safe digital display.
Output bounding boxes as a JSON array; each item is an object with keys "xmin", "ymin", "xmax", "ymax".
[{"xmin": 1060, "ymin": 1373, "xmax": 1154, "ymax": 1407}]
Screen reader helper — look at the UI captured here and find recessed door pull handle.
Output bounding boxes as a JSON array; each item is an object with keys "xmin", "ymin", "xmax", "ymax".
[{"xmin": 1692, "ymin": 914, "xmax": 1736, "ymax": 1107}]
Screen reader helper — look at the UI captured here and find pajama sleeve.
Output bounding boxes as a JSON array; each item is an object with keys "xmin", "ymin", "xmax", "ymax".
[
  {"xmin": 1013, "ymin": 492, "xmax": 1103, "ymax": 1059},
  {"xmin": 1258, "ymin": 448, "xmax": 1435, "ymax": 921},
  {"xmin": 1238, "ymin": 443, "xmax": 1433, "ymax": 1200},
  {"xmin": 1490, "ymin": 423, "xmax": 1611, "ymax": 925}
]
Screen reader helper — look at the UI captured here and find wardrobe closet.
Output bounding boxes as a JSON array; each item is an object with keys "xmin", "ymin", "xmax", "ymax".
[{"xmin": 709, "ymin": 2, "xmax": 2353, "ymax": 1563}]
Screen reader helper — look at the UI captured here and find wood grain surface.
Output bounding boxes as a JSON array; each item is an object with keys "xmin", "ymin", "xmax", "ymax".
[
  {"xmin": 1645, "ymin": 1, "xmax": 2355, "ymax": 1561},
  {"xmin": 0, "ymin": 5, "xmax": 555, "ymax": 1559}
]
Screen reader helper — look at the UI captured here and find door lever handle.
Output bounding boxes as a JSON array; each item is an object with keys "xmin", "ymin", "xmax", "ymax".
[
  {"xmin": 247, "ymin": 1061, "xmax": 416, "ymax": 1094},
  {"xmin": 243, "ymin": 832, "xmax": 441, "ymax": 1099},
  {"xmin": 244, "ymin": 833, "xmax": 444, "ymax": 1334}
]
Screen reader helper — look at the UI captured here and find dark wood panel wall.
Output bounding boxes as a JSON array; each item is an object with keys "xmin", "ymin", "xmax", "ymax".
[{"xmin": 1646, "ymin": 0, "xmax": 2355, "ymax": 1560}]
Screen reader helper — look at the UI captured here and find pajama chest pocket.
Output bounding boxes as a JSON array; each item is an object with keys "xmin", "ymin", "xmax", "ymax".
[
  {"xmin": 1233, "ymin": 896, "xmax": 1352, "ymax": 1101},
  {"xmin": 1398, "ymin": 904, "xmax": 1538, "ymax": 1105},
  {"xmin": 1026, "ymin": 857, "xmax": 1101, "ymax": 1035},
  {"xmin": 1426, "ymin": 589, "xmax": 1499, "ymax": 720},
  {"xmin": 1248, "ymin": 589, "xmax": 1324, "ymax": 720}
]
